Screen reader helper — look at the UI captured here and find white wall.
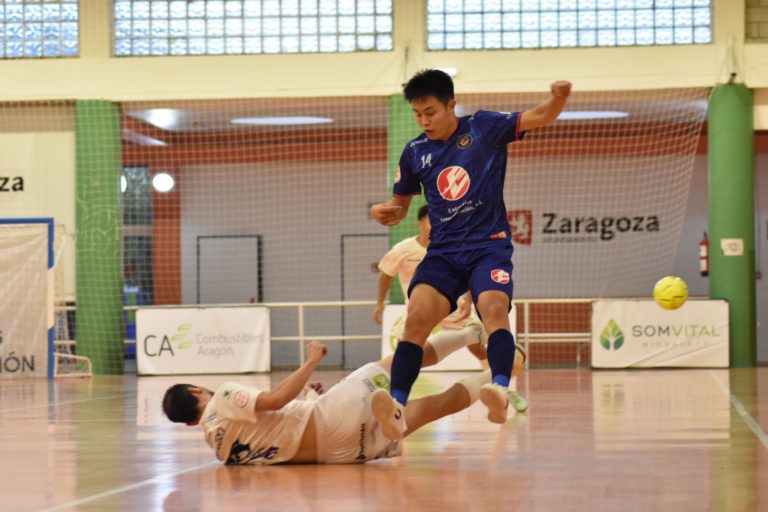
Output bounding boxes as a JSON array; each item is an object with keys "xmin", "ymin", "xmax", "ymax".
[
  {"xmin": 0, "ymin": 130, "xmax": 76, "ymax": 300},
  {"xmin": 180, "ymin": 161, "xmax": 388, "ymax": 304},
  {"xmin": 180, "ymin": 160, "xmax": 389, "ymax": 365}
]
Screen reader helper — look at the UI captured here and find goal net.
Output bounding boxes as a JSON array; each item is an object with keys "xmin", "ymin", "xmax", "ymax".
[
  {"xmin": 53, "ymin": 223, "xmax": 92, "ymax": 378},
  {"xmin": 0, "ymin": 88, "xmax": 708, "ymax": 371},
  {"xmin": 0, "ymin": 219, "xmax": 54, "ymax": 379}
]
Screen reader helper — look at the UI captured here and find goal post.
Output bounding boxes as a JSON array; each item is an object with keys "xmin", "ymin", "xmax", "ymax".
[
  {"xmin": 0, "ymin": 218, "xmax": 54, "ymax": 379},
  {"xmin": 0, "ymin": 218, "xmax": 93, "ymax": 379}
]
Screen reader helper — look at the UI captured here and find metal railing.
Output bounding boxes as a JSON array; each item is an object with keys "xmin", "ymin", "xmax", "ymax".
[{"xmin": 54, "ymin": 298, "xmax": 594, "ymax": 364}]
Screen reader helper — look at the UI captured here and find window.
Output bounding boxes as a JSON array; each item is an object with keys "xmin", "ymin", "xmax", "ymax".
[
  {"xmin": 1, "ymin": 0, "xmax": 79, "ymax": 58},
  {"xmin": 113, "ymin": 0, "xmax": 393, "ymax": 57},
  {"xmin": 426, "ymin": 0, "xmax": 712, "ymax": 51}
]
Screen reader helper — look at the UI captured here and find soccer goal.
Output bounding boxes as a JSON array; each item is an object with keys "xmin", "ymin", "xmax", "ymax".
[
  {"xmin": 52, "ymin": 223, "xmax": 92, "ymax": 378},
  {"xmin": 0, "ymin": 219, "xmax": 91, "ymax": 379}
]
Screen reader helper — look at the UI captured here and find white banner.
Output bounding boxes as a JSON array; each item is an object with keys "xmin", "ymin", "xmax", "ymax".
[
  {"xmin": 591, "ymin": 300, "xmax": 729, "ymax": 368},
  {"xmin": 137, "ymin": 307, "xmax": 270, "ymax": 375},
  {"xmin": 0, "ymin": 222, "xmax": 51, "ymax": 379},
  {"xmin": 381, "ymin": 304, "xmax": 517, "ymax": 371}
]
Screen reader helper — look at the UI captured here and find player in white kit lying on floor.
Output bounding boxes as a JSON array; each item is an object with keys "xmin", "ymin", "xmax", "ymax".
[{"xmin": 163, "ymin": 338, "xmax": 525, "ymax": 465}]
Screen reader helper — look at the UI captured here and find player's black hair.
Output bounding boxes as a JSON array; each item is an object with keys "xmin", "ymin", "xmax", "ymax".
[
  {"xmin": 163, "ymin": 384, "xmax": 201, "ymax": 424},
  {"xmin": 403, "ymin": 69, "xmax": 454, "ymax": 105},
  {"xmin": 417, "ymin": 204, "xmax": 429, "ymax": 221}
]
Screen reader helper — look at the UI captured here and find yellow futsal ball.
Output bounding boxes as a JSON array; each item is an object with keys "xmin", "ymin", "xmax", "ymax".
[{"xmin": 653, "ymin": 276, "xmax": 689, "ymax": 310}]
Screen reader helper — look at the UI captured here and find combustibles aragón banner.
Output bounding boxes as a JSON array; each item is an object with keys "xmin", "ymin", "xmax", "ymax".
[{"xmin": 137, "ymin": 307, "xmax": 270, "ymax": 375}]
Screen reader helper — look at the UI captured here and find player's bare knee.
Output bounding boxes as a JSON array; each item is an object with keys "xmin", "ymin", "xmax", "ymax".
[
  {"xmin": 403, "ymin": 309, "xmax": 442, "ymax": 341},
  {"xmin": 479, "ymin": 306, "xmax": 509, "ymax": 333}
]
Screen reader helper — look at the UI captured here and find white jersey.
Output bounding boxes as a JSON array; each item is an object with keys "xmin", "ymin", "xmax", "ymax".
[
  {"xmin": 313, "ymin": 363, "xmax": 402, "ymax": 463},
  {"xmin": 377, "ymin": 236, "xmax": 427, "ymax": 300},
  {"xmin": 380, "ymin": 236, "xmax": 479, "ymax": 331},
  {"xmin": 200, "ymin": 382, "xmax": 315, "ymax": 465}
]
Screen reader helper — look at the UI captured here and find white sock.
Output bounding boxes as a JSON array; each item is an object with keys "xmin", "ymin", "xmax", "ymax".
[
  {"xmin": 458, "ymin": 370, "xmax": 491, "ymax": 403},
  {"xmin": 427, "ymin": 326, "xmax": 480, "ymax": 363}
]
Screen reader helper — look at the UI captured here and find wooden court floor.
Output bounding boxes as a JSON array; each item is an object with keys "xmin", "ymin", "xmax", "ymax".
[{"xmin": 1, "ymin": 367, "xmax": 766, "ymax": 512}]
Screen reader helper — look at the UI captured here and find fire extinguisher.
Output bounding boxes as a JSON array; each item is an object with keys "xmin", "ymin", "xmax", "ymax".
[{"xmin": 699, "ymin": 232, "xmax": 709, "ymax": 277}]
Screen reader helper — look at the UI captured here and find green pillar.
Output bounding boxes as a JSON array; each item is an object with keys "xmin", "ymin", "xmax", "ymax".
[
  {"xmin": 708, "ymin": 85, "xmax": 757, "ymax": 367},
  {"xmin": 75, "ymin": 100, "xmax": 124, "ymax": 374},
  {"xmin": 387, "ymin": 93, "xmax": 425, "ymax": 304}
]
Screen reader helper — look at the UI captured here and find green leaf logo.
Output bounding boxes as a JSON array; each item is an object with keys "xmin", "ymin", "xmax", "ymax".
[
  {"xmin": 600, "ymin": 319, "xmax": 624, "ymax": 350},
  {"xmin": 372, "ymin": 374, "xmax": 390, "ymax": 390},
  {"xmin": 175, "ymin": 323, "xmax": 193, "ymax": 349}
]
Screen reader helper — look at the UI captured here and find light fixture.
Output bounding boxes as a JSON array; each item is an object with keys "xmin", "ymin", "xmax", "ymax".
[
  {"xmin": 120, "ymin": 175, "xmax": 127, "ymax": 193},
  {"xmin": 121, "ymin": 128, "xmax": 167, "ymax": 147},
  {"xmin": 557, "ymin": 111, "xmax": 629, "ymax": 120},
  {"xmin": 152, "ymin": 172, "xmax": 175, "ymax": 193},
  {"xmin": 127, "ymin": 109, "xmax": 182, "ymax": 130},
  {"xmin": 230, "ymin": 116, "xmax": 334, "ymax": 126}
]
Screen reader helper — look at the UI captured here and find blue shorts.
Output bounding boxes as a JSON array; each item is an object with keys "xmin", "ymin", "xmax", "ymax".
[{"xmin": 408, "ymin": 246, "xmax": 514, "ymax": 312}]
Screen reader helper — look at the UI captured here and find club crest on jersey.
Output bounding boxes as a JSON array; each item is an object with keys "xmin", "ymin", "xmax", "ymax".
[
  {"xmin": 491, "ymin": 269, "xmax": 510, "ymax": 284},
  {"xmin": 394, "ymin": 166, "xmax": 401, "ymax": 183},
  {"xmin": 234, "ymin": 391, "xmax": 248, "ymax": 408},
  {"xmin": 456, "ymin": 134, "xmax": 473, "ymax": 149},
  {"xmin": 437, "ymin": 166, "xmax": 470, "ymax": 201}
]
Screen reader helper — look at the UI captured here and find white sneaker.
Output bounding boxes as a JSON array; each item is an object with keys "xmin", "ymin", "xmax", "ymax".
[
  {"xmin": 480, "ymin": 383, "xmax": 510, "ymax": 424},
  {"xmin": 508, "ymin": 390, "xmax": 529, "ymax": 413},
  {"xmin": 371, "ymin": 389, "xmax": 407, "ymax": 441}
]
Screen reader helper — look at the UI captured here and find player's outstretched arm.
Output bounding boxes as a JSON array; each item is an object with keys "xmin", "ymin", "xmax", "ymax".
[
  {"xmin": 370, "ymin": 195, "xmax": 412, "ymax": 226},
  {"xmin": 373, "ymin": 271, "xmax": 394, "ymax": 324},
  {"xmin": 519, "ymin": 80, "xmax": 572, "ymax": 132},
  {"xmin": 254, "ymin": 340, "xmax": 327, "ymax": 412}
]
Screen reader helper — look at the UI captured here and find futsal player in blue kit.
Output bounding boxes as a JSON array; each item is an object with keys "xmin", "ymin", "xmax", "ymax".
[{"xmin": 370, "ymin": 69, "xmax": 571, "ymax": 439}]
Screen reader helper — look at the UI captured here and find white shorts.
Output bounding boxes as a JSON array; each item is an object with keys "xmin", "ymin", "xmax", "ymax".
[{"xmin": 312, "ymin": 363, "xmax": 403, "ymax": 464}]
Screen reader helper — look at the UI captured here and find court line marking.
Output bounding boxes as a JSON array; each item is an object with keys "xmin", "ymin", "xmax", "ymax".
[
  {"xmin": 709, "ymin": 370, "xmax": 768, "ymax": 450},
  {"xmin": 38, "ymin": 460, "xmax": 220, "ymax": 512},
  {"xmin": 0, "ymin": 394, "xmax": 126, "ymax": 414}
]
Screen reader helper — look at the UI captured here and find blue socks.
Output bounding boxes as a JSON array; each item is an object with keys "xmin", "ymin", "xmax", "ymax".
[
  {"xmin": 487, "ymin": 329, "xmax": 516, "ymax": 388},
  {"xmin": 389, "ymin": 341, "xmax": 424, "ymax": 406}
]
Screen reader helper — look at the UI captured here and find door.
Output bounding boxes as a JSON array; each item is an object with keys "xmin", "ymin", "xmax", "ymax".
[{"xmin": 197, "ymin": 235, "xmax": 262, "ymax": 304}]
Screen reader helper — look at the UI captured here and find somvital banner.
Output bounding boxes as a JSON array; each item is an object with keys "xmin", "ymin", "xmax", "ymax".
[
  {"xmin": 381, "ymin": 304, "xmax": 517, "ymax": 371},
  {"xmin": 137, "ymin": 307, "xmax": 270, "ymax": 375},
  {"xmin": 591, "ymin": 300, "xmax": 729, "ymax": 368}
]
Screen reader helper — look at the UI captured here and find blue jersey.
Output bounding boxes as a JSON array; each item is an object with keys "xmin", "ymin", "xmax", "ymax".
[{"xmin": 393, "ymin": 110, "xmax": 525, "ymax": 253}]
